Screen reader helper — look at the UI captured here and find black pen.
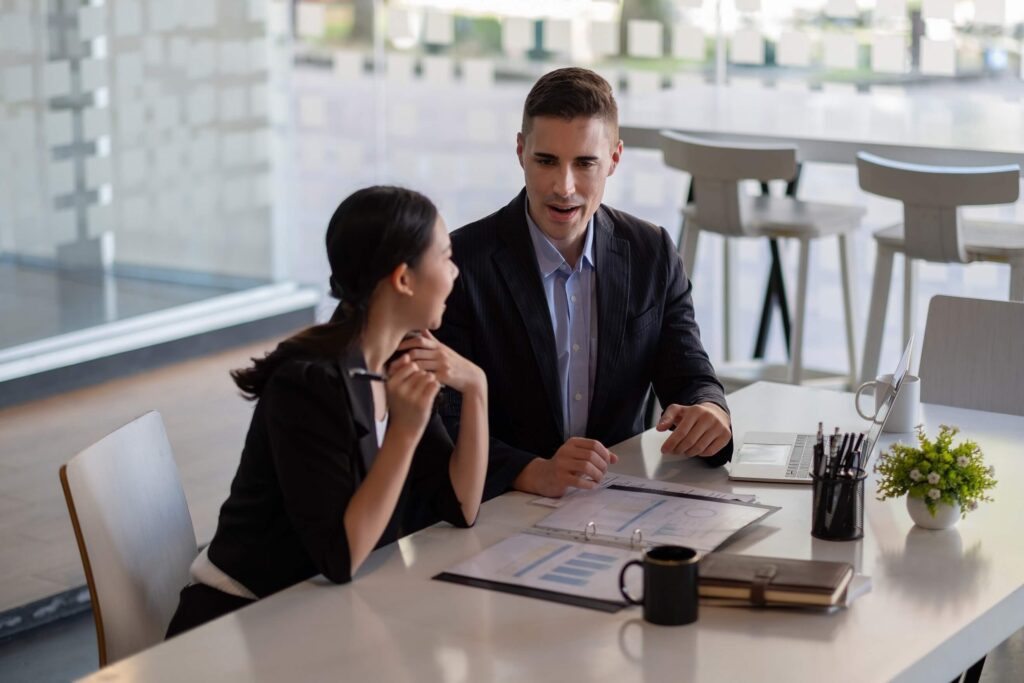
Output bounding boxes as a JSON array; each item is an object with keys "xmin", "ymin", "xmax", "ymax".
[
  {"xmin": 347, "ymin": 368, "xmax": 387, "ymax": 382},
  {"xmin": 814, "ymin": 422, "xmax": 824, "ymax": 477}
]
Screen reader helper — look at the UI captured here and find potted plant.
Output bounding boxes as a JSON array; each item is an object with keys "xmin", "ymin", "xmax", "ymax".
[{"xmin": 875, "ymin": 425, "xmax": 997, "ymax": 530}]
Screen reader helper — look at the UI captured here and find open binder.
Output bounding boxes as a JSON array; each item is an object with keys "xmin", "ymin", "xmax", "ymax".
[{"xmin": 435, "ymin": 483, "xmax": 779, "ymax": 612}]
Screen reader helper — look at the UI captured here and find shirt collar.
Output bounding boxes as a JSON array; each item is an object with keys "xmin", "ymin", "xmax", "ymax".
[{"xmin": 524, "ymin": 201, "xmax": 595, "ymax": 278}]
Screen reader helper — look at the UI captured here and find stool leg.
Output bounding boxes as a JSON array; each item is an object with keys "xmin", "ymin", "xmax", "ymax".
[
  {"xmin": 902, "ymin": 255, "xmax": 916, "ymax": 349},
  {"xmin": 723, "ymin": 236, "xmax": 733, "ymax": 362},
  {"xmin": 962, "ymin": 655, "xmax": 986, "ymax": 683},
  {"xmin": 861, "ymin": 243, "xmax": 894, "ymax": 384},
  {"xmin": 680, "ymin": 219, "xmax": 699, "ymax": 279},
  {"xmin": 788, "ymin": 238, "xmax": 811, "ymax": 385},
  {"xmin": 838, "ymin": 234, "xmax": 859, "ymax": 389},
  {"xmin": 1009, "ymin": 260, "xmax": 1024, "ymax": 301}
]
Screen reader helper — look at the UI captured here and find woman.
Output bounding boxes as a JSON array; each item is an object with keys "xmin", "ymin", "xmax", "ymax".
[{"xmin": 166, "ymin": 186, "xmax": 488, "ymax": 637}]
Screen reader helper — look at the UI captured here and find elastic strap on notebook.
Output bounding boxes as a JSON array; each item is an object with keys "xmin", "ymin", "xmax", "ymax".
[{"xmin": 751, "ymin": 564, "xmax": 778, "ymax": 606}]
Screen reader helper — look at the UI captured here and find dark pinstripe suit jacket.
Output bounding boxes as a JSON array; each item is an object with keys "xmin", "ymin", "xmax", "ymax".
[{"xmin": 437, "ymin": 189, "xmax": 732, "ymax": 500}]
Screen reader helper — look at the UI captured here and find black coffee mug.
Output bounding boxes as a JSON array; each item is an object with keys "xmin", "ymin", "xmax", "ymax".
[{"xmin": 619, "ymin": 545, "xmax": 699, "ymax": 626}]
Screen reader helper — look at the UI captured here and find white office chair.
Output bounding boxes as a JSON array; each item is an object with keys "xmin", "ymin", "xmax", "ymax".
[
  {"xmin": 919, "ymin": 295, "xmax": 1024, "ymax": 417},
  {"xmin": 858, "ymin": 152, "xmax": 1024, "ymax": 383},
  {"xmin": 60, "ymin": 411, "xmax": 197, "ymax": 666},
  {"xmin": 660, "ymin": 130, "xmax": 864, "ymax": 387}
]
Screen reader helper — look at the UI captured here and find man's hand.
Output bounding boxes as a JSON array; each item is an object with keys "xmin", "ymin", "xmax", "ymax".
[
  {"xmin": 513, "ymin": 438, "xmax": 619, "ymax": 498},
  {"xmin": 656, "ymin": 403, "xmax": 731, "ymax": 457}
]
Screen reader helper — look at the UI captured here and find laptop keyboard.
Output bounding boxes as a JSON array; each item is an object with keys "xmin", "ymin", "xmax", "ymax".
[{"xmin": 785, "ymin": 434, "xmax": 814, "ymax": 479}]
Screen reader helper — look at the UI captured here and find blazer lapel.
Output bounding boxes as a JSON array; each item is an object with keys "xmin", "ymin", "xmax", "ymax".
[
  {"xmin": 588, "ymin": 207, "xmax": 630, "ymax": 435},
  {"xmin": 337, "ymin": 351, "xmax": 377, "ymax": 478},
  {"xmin": 491, "ymin": 190, "xmax": 564, "ymax": 439}
]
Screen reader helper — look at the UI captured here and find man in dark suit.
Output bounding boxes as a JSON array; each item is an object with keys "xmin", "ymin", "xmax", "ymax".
[{"xmin": 429, "ymin": 67, "xmax": 732, "ymax": 499}]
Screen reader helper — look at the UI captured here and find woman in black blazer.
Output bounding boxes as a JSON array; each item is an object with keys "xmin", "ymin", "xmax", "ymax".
[{"xmin": 166, "ymin": 186, "xmax": 488, "ymax": 637}]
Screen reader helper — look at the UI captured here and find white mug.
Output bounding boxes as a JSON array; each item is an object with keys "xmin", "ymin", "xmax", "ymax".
[{"xmin": 855, "ymin": 373, "xmax": 921, "ymax": 433}]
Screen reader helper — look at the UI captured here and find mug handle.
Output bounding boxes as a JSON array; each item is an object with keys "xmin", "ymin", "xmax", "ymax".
[
  {"xmin": 619, "ymin": 560, "xmax": 644, "ymax": 605},
  {"xmin": 854, "ymin": 381, "xmax": 878, "ymax": 421}
]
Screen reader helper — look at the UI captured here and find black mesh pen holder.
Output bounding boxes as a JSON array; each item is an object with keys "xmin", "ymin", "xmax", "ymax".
[{"xmin": 811, "ymin": 470, "xmax": 866, "ymax": 541}]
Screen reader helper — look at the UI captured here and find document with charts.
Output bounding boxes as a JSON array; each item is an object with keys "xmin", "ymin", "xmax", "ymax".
[
  {"xmin": 535, "ymin": 485, "xmax": 775, "ymax": 553},
  {"xmin": 435, "ymin": 484, "xmax": 778, "ymax": 611},
  {"xmin": 439, "ymin": 532, "xmax": 636, "ymax": 609}
]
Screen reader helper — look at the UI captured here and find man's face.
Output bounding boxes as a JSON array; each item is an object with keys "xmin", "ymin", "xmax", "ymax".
[{"xmin": 517, "ymin": 116, "xmax": 622, "ymax": 243}]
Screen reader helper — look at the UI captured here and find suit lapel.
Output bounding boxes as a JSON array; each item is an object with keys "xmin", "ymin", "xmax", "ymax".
[
  {"xmin": 588, "ymin": 207, "xmax": 630, "ymax": 435},
  {"xmin": 492, "ymin": 191, "xmax": 564, "ymax": 439},
  {"xmin": 337, "ymin": 351, "xmax": 377, "ymax": 478}
]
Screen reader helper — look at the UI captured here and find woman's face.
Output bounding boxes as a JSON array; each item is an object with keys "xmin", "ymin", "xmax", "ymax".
[{"xmin": 407, "ymin": 216, "xmax": 458, "ymax": 330}]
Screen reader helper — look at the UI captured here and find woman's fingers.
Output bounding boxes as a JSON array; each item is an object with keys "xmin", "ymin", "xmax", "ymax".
[{"xmin": 386, "ymin": 357, "xmax": 419, "ymax": 383}]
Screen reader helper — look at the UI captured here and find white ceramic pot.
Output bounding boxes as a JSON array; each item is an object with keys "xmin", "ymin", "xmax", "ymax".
[{"xmin": 907, "ymin": 496, "xmax": 961, "ymax": 530}]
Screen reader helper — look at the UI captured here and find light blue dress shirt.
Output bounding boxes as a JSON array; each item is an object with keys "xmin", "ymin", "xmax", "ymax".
[{"xmin": 525, "ymin": 204, "xmax": 598, "ymax": 441}]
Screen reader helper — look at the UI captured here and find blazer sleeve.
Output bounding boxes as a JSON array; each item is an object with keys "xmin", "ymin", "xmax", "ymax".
[
  {"xmin": 261, "ymin": 363, "xmax": 357, "ymax": 584},
  {"xmin": 651, "ymin": 226, "xmax": 734, "ymax": 467},
  {"xmin": 402, "ymin": 412, "xmax": 473, "ymax": 530},
  {"xmin": 435, "ymin": 269, "xmax": 539, "ymax": 500}
]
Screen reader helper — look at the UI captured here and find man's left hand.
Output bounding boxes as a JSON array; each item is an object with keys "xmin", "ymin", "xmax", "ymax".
[{"xmin": 656, "ymin": 403, "xmax": 732, "ymax": 457}]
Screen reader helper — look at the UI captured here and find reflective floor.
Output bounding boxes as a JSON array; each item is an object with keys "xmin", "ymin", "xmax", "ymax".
[{"xmin": 0, "ymin": 263, "xmax": 244, "ymax": 351}]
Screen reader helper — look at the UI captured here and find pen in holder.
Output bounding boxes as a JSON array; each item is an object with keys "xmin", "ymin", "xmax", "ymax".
[
  {"xmin": 810, "ymin": 423, "xmax": 866, "ymax": 541},
  {"xmin": 811, "ymin": 469, "xmax": 866, "ymax": 541}
]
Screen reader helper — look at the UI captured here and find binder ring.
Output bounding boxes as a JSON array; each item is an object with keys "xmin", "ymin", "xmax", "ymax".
[
  {"xmin": 630, "ymin": 528, "xmax": 643, "ymax": 549},
  {"xmin": 584, "ymin": 521, "xmax": 596, "ymax": 540}
]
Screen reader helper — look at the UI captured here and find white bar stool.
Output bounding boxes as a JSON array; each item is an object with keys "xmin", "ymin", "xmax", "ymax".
[
  {"xmin": 857, "ymin": 152, "xmax": 1024, "ymax": 384},
  {"xmin": 660, "ymin": 131, "xmax": 864, "ymax": 388}
]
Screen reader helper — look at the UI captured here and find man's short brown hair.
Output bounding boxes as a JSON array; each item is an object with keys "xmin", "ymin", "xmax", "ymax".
[{"xmin": 521, "ymin": 67, "xmax": 619, "ymax": 139}]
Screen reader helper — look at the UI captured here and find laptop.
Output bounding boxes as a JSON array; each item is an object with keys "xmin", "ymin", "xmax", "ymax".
[{"xmin": 728, "ymin": 337, "xmax": 913, "ymax": 484}]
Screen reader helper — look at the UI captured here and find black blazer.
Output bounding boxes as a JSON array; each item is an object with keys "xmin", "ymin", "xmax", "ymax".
[
  {"xmin": 437, "ymin": 190, "xmax": 732, "ymax": 500},
  {"xmin": 205, "ymin": 349, "xmax": 468, "ymax": 598}
]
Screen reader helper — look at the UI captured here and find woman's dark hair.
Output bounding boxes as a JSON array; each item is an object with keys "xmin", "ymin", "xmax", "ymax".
[{"xmin": 232, "ymin": 186, "xmax": 438, "ymax": 399}]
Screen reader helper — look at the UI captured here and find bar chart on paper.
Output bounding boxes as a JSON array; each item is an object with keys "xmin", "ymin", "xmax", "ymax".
[
  {"xmin": 442, "ymin": 533, "xmax": 635, "ymax": 603},
  {"xmin": 537, "ymin": 548, "xmax": 621, "ymax": 588}
]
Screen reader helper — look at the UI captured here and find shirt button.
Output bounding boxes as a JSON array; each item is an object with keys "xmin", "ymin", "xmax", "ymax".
[
  {"xmin": 572, "ymin": 343, "xmax": 580, "ymax": 352},
  {"xmin": 570, "ymin": 295, "xmax": 577, "ymax": 303},
  {"xmin": 575, "ymin": 392, "xmax": 582, "ymax": 401}
]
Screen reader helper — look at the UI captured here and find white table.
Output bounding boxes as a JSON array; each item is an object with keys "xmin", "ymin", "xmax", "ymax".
[
  {"xmin": 620, "ymin": 84, "xmax": 1024, "ymax": 167},
  {"xmin": 82, "ymin": 383, "xmax": 1024, "ymax": 682}
]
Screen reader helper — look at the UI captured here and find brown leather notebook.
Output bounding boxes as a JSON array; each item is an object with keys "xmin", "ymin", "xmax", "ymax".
[{"xmin": 698, "ymin": 553, "xmax": 854, "ymax": 607}]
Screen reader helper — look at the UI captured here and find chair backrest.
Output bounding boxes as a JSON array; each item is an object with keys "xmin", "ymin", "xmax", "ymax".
[
  {"xmin": 919, "ymin": 295, "xmax": 1024, "ymax": 416},
  {"xmin": 660, "ymin": 130, "xmax": 798, "ymax": 237},
  {"xmin": 60, "ymin": 411, "xmax": 197, "ymax": 666},
  {"xmin": 857, "ymin": 152, "xmax": 1021, "ymax": 264}
]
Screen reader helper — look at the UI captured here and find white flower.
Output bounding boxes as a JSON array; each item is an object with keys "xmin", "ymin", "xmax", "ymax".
[
  {"xmin": 928, "ymin": 488, "xmax": 941, "ymax": 500},
  {"xmin": 909, "ymin": 469, "xmax": 923, "ymax": 482},
  {"xmin": 957, "ymin": 456, "xmax": 969, "ymax": 467},
  {"xmin": 927, "ymin": 472, "xmax": 940, "ymax": 485}
]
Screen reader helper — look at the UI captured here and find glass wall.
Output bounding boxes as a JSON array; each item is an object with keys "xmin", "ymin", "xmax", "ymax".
[
  {"xmin": 0, "ymin": 0, "xmax": 273, "ymax": 351},
  {"xmin": 277, "ymin": 0, "xmax": 1023, "ymax": 370},
  {"xmin": 3, "ymin": 1, "xmax": 1021, "ymax": 363}
]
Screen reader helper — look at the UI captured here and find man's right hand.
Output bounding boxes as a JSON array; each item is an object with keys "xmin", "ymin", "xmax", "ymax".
[{"xmin": 512, "ymin": 438, "xmax": 619, "ymax": 498}]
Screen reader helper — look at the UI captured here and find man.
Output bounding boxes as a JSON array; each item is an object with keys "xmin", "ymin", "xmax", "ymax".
[{"xmin": 430, "ymin": 67, "xmax": 732, "ymax": 500}]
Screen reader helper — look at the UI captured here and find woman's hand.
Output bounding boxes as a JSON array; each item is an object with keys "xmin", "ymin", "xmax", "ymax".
[
  {"xmin": 384, "ymin": 354, "xmax": 440, "ymax": 440},
  {"xmin": 396, "ymin": 330, "xmax": 486, "ymax": 396}
]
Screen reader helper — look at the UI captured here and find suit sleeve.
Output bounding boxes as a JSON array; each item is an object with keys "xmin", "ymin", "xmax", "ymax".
[
  {"xmin": 261, "ymin": 364, "xmax": 356, "ymax": 584},
  {"xmin": 402, "ymin": 412, "xmax": 472, "ymax": 530},
  {"xmin": 652, "ymin": 226, "xmax": 734, "ymax": 466},
  {"xmin": 435, "ymin": 265, "xmax": 540, "ymax": 500}
]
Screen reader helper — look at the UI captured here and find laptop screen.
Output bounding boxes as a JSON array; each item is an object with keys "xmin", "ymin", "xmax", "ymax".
[{"xmin": 861, "ymin": 336, "xmax": 914, "ymax": 464}]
